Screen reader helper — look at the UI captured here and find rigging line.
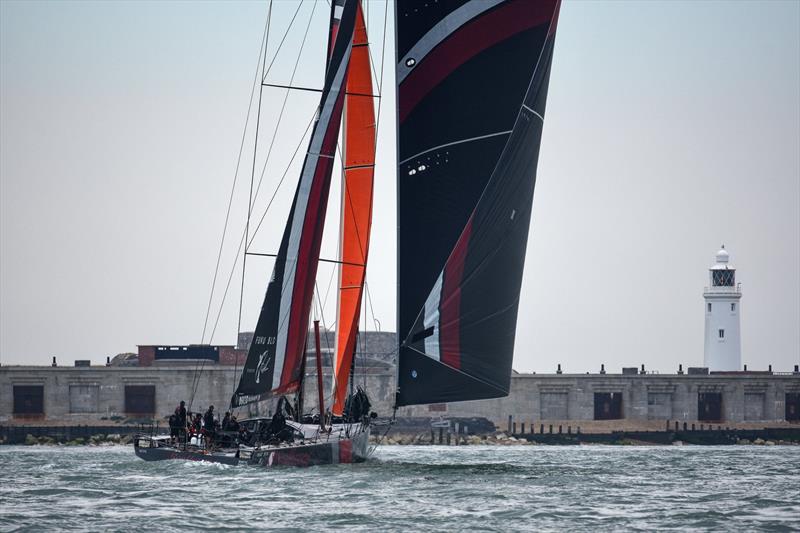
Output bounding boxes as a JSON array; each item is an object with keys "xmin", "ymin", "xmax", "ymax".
[
  {"xmin": 236, "ymin": 0, "xmax": 272, "ymax": 338},
  {"xmin": 200, "ymin": 107, "xmax": 314, "ymax": 382},
  {"xmin": 315, "ymin": 280, "xmax": 338, "ymax": 406},
  {"xmin": 336, "ymin": 142, "xmax": 369, "ymax": 268},
  {"xmin": 248, "ymin": 0, "xmax": 318, "ymax": 222},
  {"xmin": 198, "ymin": 0, "xmax": 270, "ymax": 347},
  {"xmin": 376, "ymin": 0, "xmax": 389, "ymax": 96},
  {"xmin": 328, "ymin": 0, "xmax": 385, "ymax": 317},
  {"xmin": 264, "ymin": 0, "xmax": 362, "ymax": 346},
  {"xmin": 336, "ymin": 21, "xmax": 380, "ymax": 274},
  {"xmin": 367, "ymin": 417, "xmax": 396, "ymax": 458},
  {"xmin": 191, "ymin": 3, "xmax": 271, "ymax": 409},
  {"xmin": 368, "ymin": 0, "xmax": 388, "ymax": 168},
  {"xmin": 246, "ymin": 252, "xmax": 365, "ymax": 268},
  {"xmin": 251, "ymin": 137, "xmax": 328, "ymax": 353},
  {"xmin": 327, "ymin": 0, "xmax": 385, "ymax": 386},
  {"xmin": 311, "ymin": 281, "xmax": 318, "ymax": 321},
  {"xmin": 262, "ymin": 82, "xmax": 321, "ymax": 93},
  {"xmin": 320, "ymin": 151, "xmax": 342, "ymax": 314},
  {"xmin": 194, "ymin": 226, "xmax": 247, "ymax": 409},
  {"xmin": 262, "ymin": 82, "xmax": 380, "ymax": 98},
  {"xmin": 324, "ymin": 138, "xmax": 344, "ymax": 403},
  {"xmin": 349, "ymin": 0, "xmax": 388, "ymax": 320},
  {"xmin": 314, "ymin": 281, "xmax": 330, "ymax": 352},
  {"xmin": 322, "ymin": 140, "xmax": 343, "ymax": 316},
  {"xmin": 262, "ymin": 0, "xmax": 306, "ymax": 84},
  {"xmin": 233, "ymin": 0, "xmax": 273, "ymax": 401},
  {"xmin": 362, "ymin": 277, "xmax": 367, "ymax": 388},
  {"xmin": 365, "ymin": 280, "xmax": 380, "ymax": 331},
  {"xmin": 316, "ymin": 282, "xmax": 333, "ymax": 361},
  {"xmin": 209, "ymin": 227, "xmax": 247, "ymax": 344},
  {"xmin": 246, "ymin": 109, "xmax": 316, "ymax": 248},
  {"xmin": 312, "ymin": 282, "xmax": 328, "ymax": 400},
  {"xmin": 363, "ymin": 2, "xmax": 383, "ymax": 97}
]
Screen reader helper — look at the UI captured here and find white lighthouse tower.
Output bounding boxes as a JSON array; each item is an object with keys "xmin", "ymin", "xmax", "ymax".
[{"xmin": 703, "ymin": 245, "xmax": 742, "ymax": 371}]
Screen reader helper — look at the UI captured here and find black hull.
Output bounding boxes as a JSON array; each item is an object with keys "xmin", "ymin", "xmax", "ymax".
[
  {"xmin": 248, "ymin": 427, "xmax": 371, "ymax": 467},
  {"xmin": 133, "ymin": 438, "xmax": 239, "ymax": 465},
  {"xmin": 133, "ymin": 426, "xmax": 371, "ymax": 467}
]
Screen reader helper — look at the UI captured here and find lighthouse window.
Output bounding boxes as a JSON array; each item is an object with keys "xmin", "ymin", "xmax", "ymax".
[
  {"xmin": 731, "ymin": 303, "xmax": 736, "ymax": 312},
  {"xmin": 707, "ymin": 303, "xmax": 712, "ymax": 312},
  {"xmin": 718, "ymin": 329, "xmax": 725, "ymax": 339},
  {"xmin": 712, "ymin": 270, "xmax": 735, "ymax": 287}
]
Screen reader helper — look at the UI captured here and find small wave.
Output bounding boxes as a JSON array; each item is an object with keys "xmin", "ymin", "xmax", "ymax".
[{"xmin": 0, "ymin": 445, "xmax": 798, "ymax": 531}]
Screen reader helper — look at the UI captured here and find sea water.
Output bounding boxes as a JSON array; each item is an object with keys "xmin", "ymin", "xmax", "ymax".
[{"xmin": 0, "ymin": 444, "xmax": 798, "ymax": 531}]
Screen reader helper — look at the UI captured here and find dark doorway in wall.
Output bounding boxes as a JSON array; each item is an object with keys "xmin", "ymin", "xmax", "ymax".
[
  {"xmin": 13, "ymin": 385, "xmax": 44, "ymax": 416},
  {"xmin": 786, "ymin": 393, "xmax": 800, "ymax": 422},
  {"xmin": 125, "ymin": 385, "xmax": 155, "ymax": 415},
  {"xmin": 698, "ymin": 392, "xmax": 723, "ymax": 421},
  {"xmin": 594, "ymin": 392, "xmax": 623, "ymax": 420}
]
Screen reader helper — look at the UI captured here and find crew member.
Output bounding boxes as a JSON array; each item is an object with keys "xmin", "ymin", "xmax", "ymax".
[
  {"xmin": 191, "ymin": 412, "xmax": 202, "ymax": 441},
  {"xmin": 175, "ymin": 401, "xmax": 187, "ymax": 445},
  {"xmin": 203, "ymin": 405, "xmax": 216, "ymax": 447}
]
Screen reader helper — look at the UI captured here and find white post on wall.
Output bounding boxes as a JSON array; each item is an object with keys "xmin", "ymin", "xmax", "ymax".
[{"xmin": 703, "ymin": 245, "xmax": 742, "ymax": 371}]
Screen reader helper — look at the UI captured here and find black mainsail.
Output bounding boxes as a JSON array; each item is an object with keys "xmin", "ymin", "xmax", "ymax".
[
  {"xmin": 232, "ymin": 0, "xmax": 358, "ymax": 407},
  {"xmin": 395, "ymin": 0, "xmax": 561, "ymax": 406}
]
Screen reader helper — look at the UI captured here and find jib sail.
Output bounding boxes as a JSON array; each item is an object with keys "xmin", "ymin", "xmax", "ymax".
[
  {"xmin": 331, "ymin": 1, "xmax": 376, "ymax": 416},
  {"xmin": 395, "ymin": 0, "xmax": 561, "ymax": 406},
  {"xmin": 232, "ymin": 0, "xmax": 358, "ymax": 408}
]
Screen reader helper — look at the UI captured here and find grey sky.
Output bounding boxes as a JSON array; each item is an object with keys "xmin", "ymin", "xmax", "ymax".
[{"xmin": 1, "ymin": 0, "xmax": 798, "ymax": 373}]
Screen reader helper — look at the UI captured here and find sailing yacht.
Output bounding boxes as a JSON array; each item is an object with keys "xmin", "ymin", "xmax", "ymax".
[{"xmin": 135, "ymin": 0, "xmax": 561, "ymax": 467}]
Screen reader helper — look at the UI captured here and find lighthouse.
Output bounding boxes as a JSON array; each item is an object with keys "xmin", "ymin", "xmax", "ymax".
[{"xmin": 703, "ymin": 246, "xmax": 742, "ymax": 371}]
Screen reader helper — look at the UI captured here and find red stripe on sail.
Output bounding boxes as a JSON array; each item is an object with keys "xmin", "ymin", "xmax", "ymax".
[
  {"xmin": 439, "ymin": 217, "xmax": 473, "ymax": 370},
  {"xmin": 399, "ymin": 0, "xmax": 554, "ymax": 123},
  {"xmin": 328, "ymin": 23, "xmax": 340, "ymax": 60},
  {"xmin": 280, "ymin": 88, "xmax": 348, "ymax": 393},
  {"xmin": 281, "ymin": 158, "xmax": 333, "ymax": 392}
]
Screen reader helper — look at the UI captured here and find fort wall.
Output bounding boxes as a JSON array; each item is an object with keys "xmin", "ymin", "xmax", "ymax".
[{"xmin": 2, "ymin": 365, "xmax": 798, "ymax": 428}]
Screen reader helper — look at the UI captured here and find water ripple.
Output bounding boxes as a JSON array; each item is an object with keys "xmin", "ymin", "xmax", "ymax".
[{"xmin": 0, "ymin": 445, "xmax": 798, "ymax": 531}]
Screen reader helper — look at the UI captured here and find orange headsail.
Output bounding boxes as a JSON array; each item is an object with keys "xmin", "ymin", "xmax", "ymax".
[{"xmin": 332, "ymin": 1, "xmax": 375, "ymax": 416}]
